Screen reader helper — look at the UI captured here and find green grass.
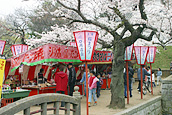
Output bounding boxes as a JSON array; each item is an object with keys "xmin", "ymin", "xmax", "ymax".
[{"xmin": 152, "ymin": 46, "xmax": 172, "ymax": 70}]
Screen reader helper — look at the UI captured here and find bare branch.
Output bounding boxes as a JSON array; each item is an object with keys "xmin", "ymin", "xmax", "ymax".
[
  {"xmin": 153, "ymin": 42, "xmax": 166, "ymax": 49},
  {"xmin": 98, "ymin": 39, "xmax": 113, "ymax": 48},
  {"xmin": 78, "ymin": 0, "xmax": 81, "ymax": 12},
  {"xmin": 57, "ymin": 0, "xmax": 78, "ymax": 12},
  {"xmin": 109, "ymin": 6, "xmax": 135, "ymax": 33},
  {"xmin": 139, "ymin": 30, "xmax": 155, "ymax": 41},
  {"xmin": 113, "ymin": 22, "xmax": 124, "ymax": 32},
  {"xmin": 57, "ymin": 0, "xmax": 114, "ymax": 34},
  {"xmin": 122, "ymin": 27, "xmax": 151, "ymax": 47},
  {"xmin": 139, "ymin": 0, "xmax": 147, "ymax": 20},
  {"xmin": 120, "ymin": 27, "xmax": 127, "ymax": 38}
]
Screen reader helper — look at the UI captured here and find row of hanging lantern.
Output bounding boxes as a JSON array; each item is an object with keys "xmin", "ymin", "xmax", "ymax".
[
  {"xmin": 11, "ymin": 44, "xmax": 28, "ymax": 56},
  {"xmin": 125, "ymin": 44, "xmax": 157, "ymax": 104},
  {"xmin": 0, "ymin": 40, "xmax": 28, "ymax": 57}
]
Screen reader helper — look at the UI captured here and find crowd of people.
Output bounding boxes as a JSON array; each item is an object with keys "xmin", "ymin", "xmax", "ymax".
[
  {"xmin": 80, "ymin": 68, "xmax": 103, "ymax": 107},
  {"xmin": 37, "ymin": 62, "xmax": 163, "ymax": 107},
  {"xmin": 37, "ymin": 63, "xmax": 103, "ymax": 107},
  {"xmin": 123, "ymin": 64, "xmax": 162, "ymax": 98}
]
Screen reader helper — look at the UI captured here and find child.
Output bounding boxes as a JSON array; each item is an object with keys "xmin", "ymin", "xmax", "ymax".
[
  {"xmin": 88, "ymin": 70, "xmax": 99, "ymax": 107},
  {"xmin": 152, "ymin": 71, "xmax": 156, "ymax": 87},
  {"xmin": 96, "ymin": 73, "xmax": 103, "ymax": 98}
]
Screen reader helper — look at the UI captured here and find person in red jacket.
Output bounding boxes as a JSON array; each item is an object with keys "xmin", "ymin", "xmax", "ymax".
[{"xmin": 55, "ymin": 65, "xmax": 68, "ymax": 107}]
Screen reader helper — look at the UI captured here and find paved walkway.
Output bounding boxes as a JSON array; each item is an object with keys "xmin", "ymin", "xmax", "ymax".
[{"xmin": 16, "ymin": 81, "xmax": 161, "ymax": 115}]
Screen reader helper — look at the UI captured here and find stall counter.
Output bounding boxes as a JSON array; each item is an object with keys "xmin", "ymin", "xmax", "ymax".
[
  {"xmin": 2, "ymin": 89, "xmax": 31, "ymax": 99},
  {"xmin": 22, "ymin": 85, "xmax": 56, "ymax": 96},
  {"xmin": 22, "ymin": 84, "xmax": 84, "ymax": 96}
]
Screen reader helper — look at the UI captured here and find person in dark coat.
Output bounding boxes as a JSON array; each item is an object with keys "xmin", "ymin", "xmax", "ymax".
[
  {"xmin": 137, "ymin": 65, "xmax": 150, "ymax": 93},
  {"xmin": 37, "ymin": 68, "xmax": 47, "ymax": 84},
  {"xmin": 96, "ymin": 73, "xmax": 103, "ymax": 98},
  {"xmin": 55, "ymin": 65, "xmax": 68, "ymax": 107},
  {"xmin": 68, "ymin": 63, "xmax": 76, "ymax": 96},
  {"xmin": 124, "ymin": 65, "xmax": 134, "ymax": 98}
]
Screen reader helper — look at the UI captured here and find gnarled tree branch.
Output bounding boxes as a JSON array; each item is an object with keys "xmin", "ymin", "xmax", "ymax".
[
  {"xmin": 139, "ymin": 0, "xmax": 147, "ymax": 20},
  {"xmin": 57, "ymin": 0, "xmax": 114, "ymax": 34}
]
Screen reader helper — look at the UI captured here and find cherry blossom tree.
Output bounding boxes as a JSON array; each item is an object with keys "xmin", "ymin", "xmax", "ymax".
[{"xmin": 26, "ymin": 0, "xmax": 172, "ymax": 108}]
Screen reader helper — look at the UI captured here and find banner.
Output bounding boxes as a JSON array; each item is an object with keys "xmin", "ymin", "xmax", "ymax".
[
  {"xmin": 11, "ymin": 44, "xmax": 81, "ymax": 69},
  {"xmin": 11, "ymin": 44, "xmax": 112, "ymax": 70},
  {"xmin": 147, "ymin": 46, "xmax": 156, "ymax": 63},
  {"xmin": 134, "ymin": 46, "xmax": 149, "ymax": 65},
  {"xmin": 0, "ymin": 40, "xmax": 6, "ymax": 55},
  {"xmin": 124, "ymin": 44, "xmax": 134, "ymax": 61},
  {"xmin": 92, "ymin": 51, "xmax": 112, "ymax": 62},
  {"xmin": 0, "ymin": 59, "xmax": 6, "ymax": 99}
]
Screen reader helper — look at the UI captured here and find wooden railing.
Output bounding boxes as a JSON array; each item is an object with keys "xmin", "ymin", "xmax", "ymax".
[{"xmin": 0, "ymin": 87, "xmax": 81, "ymax": 115}]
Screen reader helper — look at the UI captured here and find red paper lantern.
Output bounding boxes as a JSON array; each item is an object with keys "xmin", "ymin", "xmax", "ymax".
[
  {"xmin": 147, "ymin": 46, "xmax": 157, "ymax": 63},
  {"xmin": 125, "ymin": 44, "xmax": 134, "ymax": 61},
  {"xmin": 0, "ymin": 40, "xmax": 6, "ymax": 55},
  {"xmin": 134, "ymin": 46, "xmax": 149, "ymax": 65},
  {"xmin": 11, "ymin": 44, "xmax": 28, "ymax": 56},
  {"xmin": 73, "ymin": 30, "xmax": 98, "ymax": 61}
]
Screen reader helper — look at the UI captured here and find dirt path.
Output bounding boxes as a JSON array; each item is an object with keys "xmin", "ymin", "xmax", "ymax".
[
  {"xmin": 16, "ymin": 81, "xmax": 161, "ymax": 115},
  {"xmin": 80, "ymin": 81, "xmax": 161, "ymax": 115}
]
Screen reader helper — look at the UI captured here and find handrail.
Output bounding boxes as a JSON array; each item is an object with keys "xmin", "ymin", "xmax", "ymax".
[{"xmin": 0, "ymin": 93, "xmax": 81, "ymax": 115}]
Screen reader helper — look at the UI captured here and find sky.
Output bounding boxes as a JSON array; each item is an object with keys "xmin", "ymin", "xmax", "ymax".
[{"xmin": 0, "ymin": 0, "xmax": 40, "ymax": 18}]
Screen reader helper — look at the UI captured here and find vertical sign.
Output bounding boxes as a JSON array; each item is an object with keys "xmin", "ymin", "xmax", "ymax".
[
  {"xmin": 14, "ymin": 45, "xmax": 22, "ymax": 55},
  {"xmin": 86, "ymin": 32, "xmax": 97, "ymax": 60},
  {"xmin": 0, "ymin": 40, "xmax": 6, "ymax": 55},
  {"xmin": 134, "ymin": 46, "xmax": 141, "ymax": 64},
  {"xmin": 124, "ymin": 44, "xmax": 134, "ymax": 61},
  {"xmin": 141, "ymin": 46, "xmax": 149, "ymax": 64},
  {"xmin": 147, "ymin": 46, "xmax": 156, "ymax": 63},
  {"xmin": 134, "ymin": 46, "xmax": 149, "ymax": 65},
  {"xmin": 22, "ymin": 45, "xmax": 28, "ymax": 53},
  {"xmin": 74, "ymin": 31, "xmax": 85, "ymax": 60},
  {"xmin": 0, "ymin": 59, "xmax": 6, "ymax": 99}
]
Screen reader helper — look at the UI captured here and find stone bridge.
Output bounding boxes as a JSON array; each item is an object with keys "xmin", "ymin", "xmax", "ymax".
[{"xmin": 0, "ymin": 87, "xmax": 81, "ymax": 115}]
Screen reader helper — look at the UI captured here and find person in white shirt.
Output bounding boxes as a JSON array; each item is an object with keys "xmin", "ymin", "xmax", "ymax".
[
  {"xmin": 156, "ymin": 68, "xmax": 162, "ymax": 86},
  {"xmin": 152, "ymin": 71, "xmax": 156, "ymax": 87}
]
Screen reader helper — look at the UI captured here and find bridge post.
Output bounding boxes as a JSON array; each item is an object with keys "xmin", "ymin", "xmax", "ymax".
[
  {"xmin": 41, "ymin": 102, "xmax": 47, "ymax": 115},
  {"xmin": 54, "ymin": 101, "xmax": 60, "ymax": 115},
  {"xmin": 73, "ymin": 86, "xmax": 82, "ymax": 115},
  {"xmin": 24, "ymin": 107, "xmax": 30, "ymax": 115}
]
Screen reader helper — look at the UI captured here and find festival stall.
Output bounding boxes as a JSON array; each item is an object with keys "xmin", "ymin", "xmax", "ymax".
[
  {"xmin": 87, "ymin": 50, "xmax": 112, "ymax": 90},
  {"xmin": 8, "ymin": 43, "xmax": 112, "ymax": 96},
  {"xmin": 8, "ymin": 44, "xmax": 81, "ymax": 96}
]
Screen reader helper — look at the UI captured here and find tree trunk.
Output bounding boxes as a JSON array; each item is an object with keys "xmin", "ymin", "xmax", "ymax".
[{"xmin": 109, "ymin": 40, "xmax": 125, "ymax": 109}]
